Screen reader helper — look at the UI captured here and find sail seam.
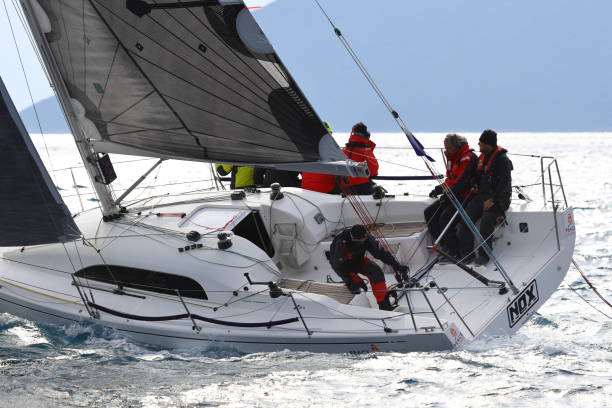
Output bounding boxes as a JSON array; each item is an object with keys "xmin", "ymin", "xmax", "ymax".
[
  {"xmin": 96, "ymin": 43, "xmax": 120, "ymax": 111},
  {"xmin": 160, "ymin": 7, "xmax": 274, "ymax": 97},
  {"xmin": 162, "ymin": 93, "xmax": 316, "ymax": 148},
  {"xmin": 88, "ymin": 0, "xmax": 208, "ymax": 157},
  {"xmin": 147, "ymin": 11, "xmax": 273, "ymax": 108},
  {"xmin": 106, "ymin": 90, "xmax": 155, "ymax": 123},
  {"xmin": 184, "ymin": 6, "xmax": 285, "ymax": 91},
  {"xmin": 96, "ymin": 1, "xmax": 276, "ymax": 117}
]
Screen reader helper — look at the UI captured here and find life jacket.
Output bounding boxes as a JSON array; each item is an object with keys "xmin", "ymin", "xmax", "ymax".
[
  {"xmin": 476, "ymin": 146, "xmax": 504, "ymax": 175},
  {"xmin": 341, "ymin": 132, "xmax": 379, "ymax": 187},
  {"xmin": 475, "ymin": 146, "xmax": 512, "ymax": 205},
  {"xmin": 301, "ymin": 172, "xmax": 336, "ymax": 193},
  {"xmin": 444, "ymin": 144, "xmax": 477, "ymax": 198}
]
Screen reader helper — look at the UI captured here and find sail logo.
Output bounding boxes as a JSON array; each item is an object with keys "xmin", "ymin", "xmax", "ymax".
[{"xmin": 507, "ymin": 280, "xmax": 539, "ymax": 328}]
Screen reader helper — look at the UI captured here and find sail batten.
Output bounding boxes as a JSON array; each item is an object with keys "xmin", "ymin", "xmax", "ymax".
[{"xmin": 28, "ymin": 0, "xmax": 341, "ymax": 165}]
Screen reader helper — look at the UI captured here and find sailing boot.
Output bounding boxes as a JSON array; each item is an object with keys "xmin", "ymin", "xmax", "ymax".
[{"xmin": 377, "ymin": 291, "xmax": 397, "ymax": 311}]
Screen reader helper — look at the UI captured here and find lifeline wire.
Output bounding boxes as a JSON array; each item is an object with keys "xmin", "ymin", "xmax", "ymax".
[
  {"xmin": 312, "ymin": 0, "xmax": 517, "ymax": 291},
  {"xmin": 3, "ymin": 0, "xmax": 56, "ymax": 183}
]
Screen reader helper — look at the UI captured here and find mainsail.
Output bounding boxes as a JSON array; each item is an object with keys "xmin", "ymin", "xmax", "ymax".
[
  {"xmin": 0, "ymin": 77, "xmax": 80, "ymax": 246},
  {"xmin": 25, "ymin": 0, "xmax": 345, "ymax": 165}
]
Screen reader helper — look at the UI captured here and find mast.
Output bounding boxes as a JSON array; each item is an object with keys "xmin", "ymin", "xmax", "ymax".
[{"xmin": 20, "ymin": 0, "xmax": 118, "ymax": 216}]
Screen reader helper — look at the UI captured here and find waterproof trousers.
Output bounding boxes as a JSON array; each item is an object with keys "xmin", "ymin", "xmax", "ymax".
[
  {"xmin": 333, "ymin": 258, "xmax": 387, "ymax": 302},
  {"xmin": 456, "ymin": 195, "xmax": 506, "ymax": 260},
  {"xmin": 424, "ymin": 197, "xmax": 461, "ymax": 254}
]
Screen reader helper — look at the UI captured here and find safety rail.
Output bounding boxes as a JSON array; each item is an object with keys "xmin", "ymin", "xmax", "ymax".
[
  {"xmin": 70, "ymin": 273, "xmax": 472, "ymax": 338},
  {"xmin": 389, "ymin": 283, "xmax": 474, "ymax": 337},
  {"xmin": 540, "ymin": 156, "xmax": 568, "ymax": 210}
]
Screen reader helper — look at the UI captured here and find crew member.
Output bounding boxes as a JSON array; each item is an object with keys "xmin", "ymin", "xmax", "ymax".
[
  {"xmin": 329, "ymin": 224, "xmax": 409, "ymax": 311},
  {"xmin": 456, "ymin": 129, "xmax": 513, "ymax": 266},
  {"xmin": 215, "ymin": 164, "xmax": 256, "ymax": 189},
  {"xmin": 424, "ymin": 134, "xmax": 477, "ymax": 255},
  {"xmin": 341, "ymin": 122, "xmax": 379, "ymax": 195},
  {"xmin": 301, "ymin": 121, "xmax": 339, "ymax": 193}
]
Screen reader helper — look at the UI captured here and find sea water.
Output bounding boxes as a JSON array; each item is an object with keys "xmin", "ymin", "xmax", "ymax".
[{"xmin": 1, "ymin": 133, "xmax": 610, "ymax": 407}]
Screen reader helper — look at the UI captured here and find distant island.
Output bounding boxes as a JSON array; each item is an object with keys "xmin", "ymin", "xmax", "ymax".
[{"xmin": 20, "ymin": 95, "xmax": 69, "ymax": 134}]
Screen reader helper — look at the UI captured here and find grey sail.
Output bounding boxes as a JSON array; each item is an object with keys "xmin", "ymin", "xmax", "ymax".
[
  {"xmin": 0, "ymin": 77, "xmax": 80, "ymax": 246},
  {"xmin": 27, "ymin": 0, "xmax": 345, "ymax": 165}
]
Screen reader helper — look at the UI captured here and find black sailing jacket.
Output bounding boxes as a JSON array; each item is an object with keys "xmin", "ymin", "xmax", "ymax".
[
  {"xmin": 476, "ymin": 147, "xmax": 513, "ymax": 210},
  {"xmin": 329, "ymin": 229, "xmax": 400, "ymax": 272}
]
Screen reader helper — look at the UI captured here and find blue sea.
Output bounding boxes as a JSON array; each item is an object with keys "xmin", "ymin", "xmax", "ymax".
[{"xmin": 1, "ymin": 133, "xmax": 611, "ymax": 407}]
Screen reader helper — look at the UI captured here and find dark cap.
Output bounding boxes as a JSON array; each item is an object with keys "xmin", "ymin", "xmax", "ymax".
[
  {"xmin": 479, "ymin": 129, "xmax": 497, "ymax": 147},
  {"xmin": 350, "ymin": 224, "xmax": 367, "ymax": 241},
  {"xmin": 352, "ymin": 122, "xmax": 370, "ymax": 139}
]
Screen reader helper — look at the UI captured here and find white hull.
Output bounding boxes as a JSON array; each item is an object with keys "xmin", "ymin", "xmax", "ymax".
[{"xmin": 0, "ymin": 188, "xmax": 575, "ymax": 353}]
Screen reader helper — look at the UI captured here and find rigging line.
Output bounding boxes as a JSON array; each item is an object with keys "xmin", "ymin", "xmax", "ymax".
[
  {"xmin": 3, "ymin": 0, "xmax": 57, "ymax": 185},
  {"xmin": 572, "ymin": 259, "xmax": 612, "ymax": 310},
  {"xmin": 52, "ymin": 157, "xmax": 157, "ymax": 172},
  {"xmin": 88, "ymin": 1, "xmax": 207, "ymax": 156},
  {"xmin": 0, "ymin": 277, "xmax": 82, "ymax": 305},
  {"xmin": 109, "ymin": 218, "xmax": 280, "ymax": 274},
  {"xmin": 334, "ymin": 147, "xmax": 429, "ymax": 174},
  {"xmin": 94, "ymin": 2, "xmax": 288, "ymax": 132},
  {"xmin": 422, "ymin": 156, "xmax": 516, "ymax": 291},
  {"xmin": 296, "ymin": 292, "xmax": 385, "ymax": 329},
  {"xmin": 10, "ymin": 0, "xmax": 48, "ymax": 80},
  {"xmin": 566, "ymin": 283, "xmax": 612, "ymax": 321},
  {"xmin": 312, "ymin": 0, "xmax": 395, "ymax": 114}
]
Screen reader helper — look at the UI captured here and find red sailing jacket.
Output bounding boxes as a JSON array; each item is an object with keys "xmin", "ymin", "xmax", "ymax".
[
  {"xmin": 341, "ymin": 132, "xmax": 379, "ymax": 187},
  {"xmin": 301, "ymin": 172, "xmax": 336, "ymax": 193},
  {"xmin": 444, "ymin": 144, "xmax": 477, "ymax": 198}
]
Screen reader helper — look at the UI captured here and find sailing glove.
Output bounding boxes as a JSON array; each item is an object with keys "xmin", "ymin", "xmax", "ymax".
[
  {"xmin": 429, "ymin": 185, "xmax": 444, "ymax": 198},
  {"xmin": 394, "ymin": 265, "xmax": 410, "ymax": 283}
]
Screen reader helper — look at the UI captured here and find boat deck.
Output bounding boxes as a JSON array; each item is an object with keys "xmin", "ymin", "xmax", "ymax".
[{"xmin": 280, "ymin": 278, "xmax": 355, "ymax": 304}]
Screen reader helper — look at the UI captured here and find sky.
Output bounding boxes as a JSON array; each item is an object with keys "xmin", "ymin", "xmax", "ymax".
[{"xmin": 2, "ymin": 0, "xmax": 611, "ymax": 132}]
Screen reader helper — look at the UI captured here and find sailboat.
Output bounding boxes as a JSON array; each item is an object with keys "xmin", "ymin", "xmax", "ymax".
[{"xmin": 0, "ymin": 0, "xmax": 575, "ymax": 353}]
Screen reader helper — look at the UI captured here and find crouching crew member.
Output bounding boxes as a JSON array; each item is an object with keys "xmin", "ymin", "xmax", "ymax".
[
  {"xmin": 424, "ymin": 133, "xmax": 477, "ymax": 255},
  {"xmin": 457, "ymin": 129, "xmax": 513, "ymax": 266},
  {"xmin": 329, "ymin": 225, "xmax": 408, "ymax": 311}
]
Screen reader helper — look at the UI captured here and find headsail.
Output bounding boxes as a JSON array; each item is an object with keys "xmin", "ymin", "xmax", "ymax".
[
  {"xmin": 0, "ymin": 77, "xmax": 80, "ymax": 246},
  {"xmin": 26, "ymin": 0, "xmax": 346, "ymax": 165}
]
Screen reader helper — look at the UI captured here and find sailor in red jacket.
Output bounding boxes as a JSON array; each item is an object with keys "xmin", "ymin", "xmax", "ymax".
[
  {"xmin": 340, "ymin": 122, "xmax": 379, "ymax": 195},
  {"xmin": 424, "ymin": 134, "xmax": 477, "ymax": 255}
]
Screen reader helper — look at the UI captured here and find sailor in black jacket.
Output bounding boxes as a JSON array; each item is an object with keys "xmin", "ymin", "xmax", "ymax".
[
  {"xmin": 329, "ymin": 225, "xmax": 408, "ymax": 310},
  {"xmin": 457, "ymin": 129, "xmax": 513, "ymax": 266}
]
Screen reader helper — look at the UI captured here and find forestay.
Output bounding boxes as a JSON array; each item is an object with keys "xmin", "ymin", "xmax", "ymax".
[
  {"xmin": 29, "ymin": 0, "xmax": 343, "ymax": 164},
  {"xmin": 0, "ymin": 77, "xmax": 80, "ymax": 246}
]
